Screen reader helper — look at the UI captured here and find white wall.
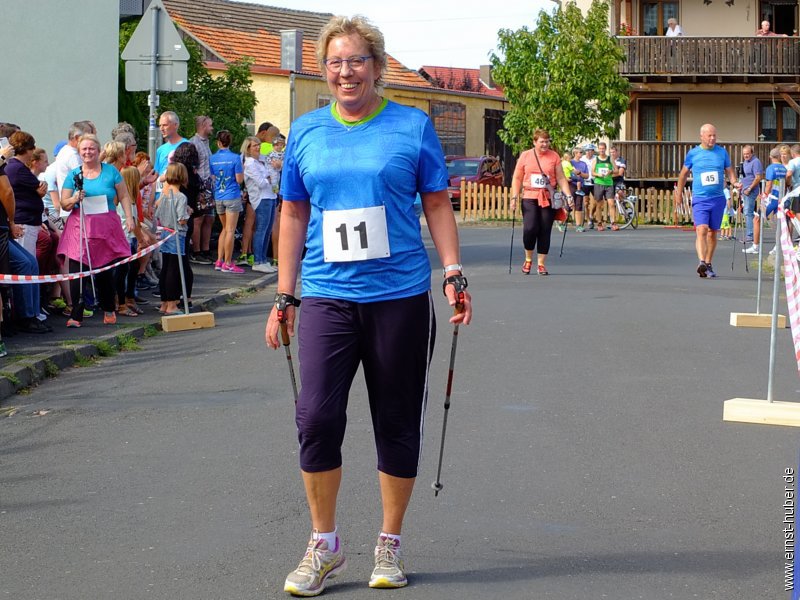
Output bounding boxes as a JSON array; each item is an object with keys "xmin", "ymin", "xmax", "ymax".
[{"xmin": 0, "ymin": 0, "xmax": 119, "ymax": 154}]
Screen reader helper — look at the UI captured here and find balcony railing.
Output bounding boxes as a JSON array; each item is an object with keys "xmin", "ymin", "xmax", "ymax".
[
  {"xmin": 613, "ymin": 141, "xmax": 776, "ymax": 181},
  {"xmin": 619, "ymin": 36, "xmax": 800, "ymax": 78}
]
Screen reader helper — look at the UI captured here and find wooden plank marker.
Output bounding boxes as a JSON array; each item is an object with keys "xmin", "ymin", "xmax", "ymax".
[
  {"xmin": 730, "ymin": 312, "xmax": 786, "ymax": 328},
  {"xmin": 723, "ymin": 398, "xmax": 800, "ymax": 428},
  {"xmin": 162, "ymin": 310, "xmax": 215, "ymax": 333}
]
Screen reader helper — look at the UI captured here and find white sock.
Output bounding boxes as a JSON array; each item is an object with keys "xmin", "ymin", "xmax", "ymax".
[
  {"xmin": 312, "ymin": 528, "xmax": 338, "ymax": 551},
  {"xmin": 380, "ymin": 532, "xmax": 401, "ymax": 548}
]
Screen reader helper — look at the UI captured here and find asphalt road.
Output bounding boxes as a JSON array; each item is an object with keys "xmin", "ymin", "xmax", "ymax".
[{"xmin": 2, "ymin": 225, "xmax": 799, "ymax": 600}]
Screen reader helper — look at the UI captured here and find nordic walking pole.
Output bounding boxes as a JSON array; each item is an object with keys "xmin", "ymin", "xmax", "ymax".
[
  {"xmin": 275, "ymin": 293, "xmax": 301, "ymax": 404},
  {"xmin": 432, "ymin": 275, "xmax": 468, "ymax": 497},
  {"xmin": 559, "ymin": 206, "xmax": 571, "ymax": 258},
  {"xmin": 508, "ymin": 210, "xmax": 516, "ymax": 274}
]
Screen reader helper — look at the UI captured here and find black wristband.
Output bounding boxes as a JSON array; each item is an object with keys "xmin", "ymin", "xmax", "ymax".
[
  {"xmin": 442, "ymin": 274, "xmax": 468, "ymax": 297},
  {"xmin": 274, "ymin": 292, "xmax": 301, "ymax": 311}
]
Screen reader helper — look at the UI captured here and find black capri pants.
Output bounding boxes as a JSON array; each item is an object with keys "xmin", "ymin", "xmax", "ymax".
[
  {"xmin": 521, "ymin": 199, "xmax": 556, "ymax": 255},
  {"xmin": 295, "ymin": 292, "xmax": 436, "ymax": 479}
]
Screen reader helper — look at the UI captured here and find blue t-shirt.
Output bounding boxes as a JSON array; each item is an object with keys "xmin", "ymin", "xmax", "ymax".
[
  {"xmin": 741, "ymin": 156, "xmax": 764, "ymax": 189},
  {"xmin": 766, "ymin": 163, "xmax": 788, "ymax": 199},
  {"xmin": 281, "ymin": 99, "xmax": 449, "ymax": 303},
  {"xmin": 684, "ymin": 145, "xmax": 731, "ymax": 201},
  {"xmin": 154, "ymin": 138, "xmax": 188, "ymax": 178},
  {"xmin": 569, "ymin": 159, "xmax": 587, "ymax": 183},
  {"xmin": 788, "ymin": 157, "xmax": 800, "ymax": 192},
  {"xmin": 210, "ymin": 148, "xmax": 244, "ymax": 200},
  {"xmin": 62, "ymin": 163, "xmax": 122, "ymax": 211}
]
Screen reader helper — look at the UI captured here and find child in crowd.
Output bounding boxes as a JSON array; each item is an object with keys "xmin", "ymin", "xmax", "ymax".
[
  {"xmin": 720, "ymin": 188, "xmax": 734, "ymax": 240},
  {"xmin": 154, "ymin": 163, "xmax": 192, "ymax": 315},
  {"xmin": 117, "ymin": 167, "xmax": 143, "ymax": 316}
]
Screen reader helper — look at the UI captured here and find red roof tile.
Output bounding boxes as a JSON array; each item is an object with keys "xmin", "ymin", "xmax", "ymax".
[
  {"xmin": 419, "ymin": 66, "xmax": 506, "ymax": 98},
  {"xmin": 162, "ymin": 0, "xmax": 432, "ymax": 88}
]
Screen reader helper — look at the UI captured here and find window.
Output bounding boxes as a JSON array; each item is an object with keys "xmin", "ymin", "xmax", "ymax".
[
  {"xmin": 638, "ymin": 100, "xmax": 678, "ymax": 140},
  {"xmin": 641, "ymin": 0, "xmax": 679, "ymax": 36},
  {"xmin": 430, "ymin": 101, "xmax": 466, "ymax": 156},
  {"xmin": 244, "ymin": 110, "xmax": 255, "ymax": 136},
  {"xmin": 758, "ymin": 100, "xmax": 799, "ymax": 141},
  {"xmin": 317, "ymin": 94, "xmax": 333, "ymax": 108}
]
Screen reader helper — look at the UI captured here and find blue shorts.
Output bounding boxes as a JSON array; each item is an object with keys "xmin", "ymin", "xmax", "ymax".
[
  {"xmin": 295, "ymin": 292, "xmax": 435, "ymax": 478},
  {"xmin": 692, "ymin": 197, "xmax": 726, "ymax": 230},
  {"xmin": 765, "ymin": 198, "xmax": 779, "ymax": 218}
]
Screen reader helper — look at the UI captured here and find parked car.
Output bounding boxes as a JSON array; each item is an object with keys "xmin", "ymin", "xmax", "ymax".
[{"xmin": 446, "ymin": 155, "xmax": 504, "ymax": 209}]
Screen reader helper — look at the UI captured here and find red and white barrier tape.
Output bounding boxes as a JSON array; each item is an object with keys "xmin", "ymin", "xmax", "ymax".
[
  {"xmin": 779, "ymin": 202, "xmax": 800, "ymax": 374},
  {"xmin": 0, "ymin": 229, "xmax": 176, "ymax": 285}
]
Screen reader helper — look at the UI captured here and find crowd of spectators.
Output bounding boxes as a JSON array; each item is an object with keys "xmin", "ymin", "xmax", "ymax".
[{"xmin": 0, "ymin": 114, "xmax": 283, "ymax": 356}]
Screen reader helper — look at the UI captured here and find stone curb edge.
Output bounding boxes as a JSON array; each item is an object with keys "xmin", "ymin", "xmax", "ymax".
[{"xmin": 0, "ymin": 273, "xmax": 276, "ymax": 406}]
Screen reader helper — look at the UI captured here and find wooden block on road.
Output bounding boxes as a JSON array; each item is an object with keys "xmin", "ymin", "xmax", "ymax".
[
  {"xmin": 724, "ymin": 397, "xmax": 800, "ymax": 427},
  {"xmin": 729, "ymin": 312, "xmax": 786, "ymax": 328},
  {"xmin": 161, "ymin": 311, "xmax": 215, "ymax": 333}
]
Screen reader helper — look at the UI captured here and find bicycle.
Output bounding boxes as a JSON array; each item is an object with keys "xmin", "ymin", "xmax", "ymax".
[{"xmin": 611, "ymin": 185, "xmax": 638, "ymax": 229}]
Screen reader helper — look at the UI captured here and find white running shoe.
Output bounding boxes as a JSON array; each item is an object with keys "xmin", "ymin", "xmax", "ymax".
[
  {"xmin": 252, "ymin": 263, "xmax": 277, "ymax": 273},
  {"xmin": 284, "ymin": 533, "xmax": 346, "ymax": 597},
  {"xmin": 743, "ymin": 244, "xmax": 759, "ymax": 254},
  {"xmin": 368, "ymin": 536, "xmax": 407, "ymax": 589},
  {"xmin": 769, "ymin": 246, "xmax": 777, "ymax": 256}
]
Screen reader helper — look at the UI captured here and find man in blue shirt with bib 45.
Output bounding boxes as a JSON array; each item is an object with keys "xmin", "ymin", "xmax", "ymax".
[{"xmin": 675, "ymin": 124, "xmax": 739, "ymax": 278}]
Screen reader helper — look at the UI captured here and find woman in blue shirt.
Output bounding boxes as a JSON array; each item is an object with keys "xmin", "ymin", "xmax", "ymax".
[
  {"xmin": 209, "ymin": 130, "xmax": 244, "ymax": 273},
  {"xmin": 265, "ymin": 15, "xmax": 473, "ymax": 597}
]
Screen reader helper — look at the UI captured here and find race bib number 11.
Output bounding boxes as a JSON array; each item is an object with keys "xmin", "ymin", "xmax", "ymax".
[{"xmin": 322, "ymin": 206, "xmax": 391, "ymax": 263}]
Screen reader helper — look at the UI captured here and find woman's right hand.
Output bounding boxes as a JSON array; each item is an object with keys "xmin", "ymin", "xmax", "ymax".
[{"xmin": 266, "ymin": 304, "xmax": 296, "ymax": 350}]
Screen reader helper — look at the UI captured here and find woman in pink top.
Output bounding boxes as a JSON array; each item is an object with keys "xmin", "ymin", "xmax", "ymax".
[{"xmin": 510, "ymin": 129, "xmax": 573, "ymax": 275}]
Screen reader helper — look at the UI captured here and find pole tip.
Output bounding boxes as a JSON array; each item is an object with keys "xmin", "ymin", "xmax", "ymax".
[{"xmin": 432, "ymin": 481, "xmax": 443, "ymax": 496}]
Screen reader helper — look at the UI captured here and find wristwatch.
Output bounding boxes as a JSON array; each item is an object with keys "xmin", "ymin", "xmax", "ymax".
[{"xmin": 442, "ymin": 263, "xmax": 463, "ymax": 277}]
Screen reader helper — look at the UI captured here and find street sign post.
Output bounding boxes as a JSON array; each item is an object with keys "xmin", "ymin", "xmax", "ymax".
[{"xmin": 122, "ymin": 0, "xmax": 190, "ymax": 159}]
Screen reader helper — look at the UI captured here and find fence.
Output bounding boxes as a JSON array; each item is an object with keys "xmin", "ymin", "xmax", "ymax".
[{"xmin": 459, "ymin": 181, "xmax": 697, "ymax": 225}]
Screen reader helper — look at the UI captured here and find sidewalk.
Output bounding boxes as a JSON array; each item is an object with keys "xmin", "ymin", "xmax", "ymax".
[{"xmin": 0, "ymin": 261, "xmax": 277, "ymax": 404}]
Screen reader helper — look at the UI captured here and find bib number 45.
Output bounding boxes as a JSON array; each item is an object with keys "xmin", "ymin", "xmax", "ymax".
[{"xmin": 322, "ymin": 205, "xmax": 391, "ymax": 262}]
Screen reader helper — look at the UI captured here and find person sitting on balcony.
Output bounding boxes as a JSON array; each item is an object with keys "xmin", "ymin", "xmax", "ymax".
[
  {"xmin": 675, "ymin": 123, "xmax": 739, "ymax": 279},
  {"xmin": 665, "ymin": 18, "xmax": 684, "ymax": 36},
  {"xmin": 756, "ymin": 20, "xmax": 786, "ymax": 36}
]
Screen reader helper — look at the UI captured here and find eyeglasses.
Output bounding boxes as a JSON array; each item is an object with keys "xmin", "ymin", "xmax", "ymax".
[{"xmin": 323, "ymin": 55, "xmax": 373, "ymax": 72}]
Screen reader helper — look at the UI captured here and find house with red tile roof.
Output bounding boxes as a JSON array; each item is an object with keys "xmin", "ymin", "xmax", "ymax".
[
  {"xmin": 419, "ymin": 66, "xmax": 505, "ymax": 99},
  {"xmin": 160, "ymin": 0, "xmax": 511, "ymax": 157}
]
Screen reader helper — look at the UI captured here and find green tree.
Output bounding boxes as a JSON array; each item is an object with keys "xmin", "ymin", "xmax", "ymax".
[
  {"xmin": 490, "ymin": 0, "xmax": 629, "ymax": 154},
  {"xmin": 118, "ymin": 20, "xmax": 257, "ymax": 150}
]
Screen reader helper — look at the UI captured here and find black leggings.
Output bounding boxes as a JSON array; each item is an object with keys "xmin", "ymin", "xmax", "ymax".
[
  {"xmin": 522, "ymin": 200, "xmax": 556, "ymax": 255},
  {"xmin": 159, "ymin": 253, "xmax": 193, "ymax": 302},
  {"xmin": 69, "ymin": 258, "xmax": 116, "ymax": 321},
  {"xmin": 115, "ymin": 257, "xmax": 139, "ymax": 303}
]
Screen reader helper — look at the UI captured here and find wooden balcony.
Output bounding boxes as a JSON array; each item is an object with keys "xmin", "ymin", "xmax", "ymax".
[
  {"xmin": 619, "ymin": 36, "xmax": 800, "ymax": 80},
  {"xmin": 613, "ymin": 141, "xmax": 776, "ymax": 181}
]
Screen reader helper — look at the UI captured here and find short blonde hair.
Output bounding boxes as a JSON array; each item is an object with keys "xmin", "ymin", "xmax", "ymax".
[
  {"xmin": 78, "ymin": 134, "xmax": 101, "ymax": 151},
  {"xmin": 316, "ymin": 15, "xmax": 387, "ymax": 86},
  {"xmin": 103, "ymin": 141, "xmax": 126, "ymax": 165}
]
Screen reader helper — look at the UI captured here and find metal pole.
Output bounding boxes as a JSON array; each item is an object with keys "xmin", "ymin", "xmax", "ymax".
[
  {"xmin": 432, "ymin": 299, "xmax": 466, "ymax": 497},
  {"xmin": 172, "ymin": 192, "xmax": 190, "ymax": 315},
  {"xmin": 767, "ymin": 180, "xmax": 786, "ymax": 403},
  {"xmin": 280, "ymin": 322, "xmax": 299, "ymax": 404},
  {"xmin": 147, "ymin": 3, "xmax": 160, "ymax": 162},
  {"xmin": 756, "ymin": 180, "xmax": 765, "ymax": 313}
]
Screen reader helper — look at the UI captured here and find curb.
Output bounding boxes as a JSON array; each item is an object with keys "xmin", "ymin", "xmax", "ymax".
[{"xmin": 0, "ymin": 273, "xmax": 276, "ymax": 405}]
